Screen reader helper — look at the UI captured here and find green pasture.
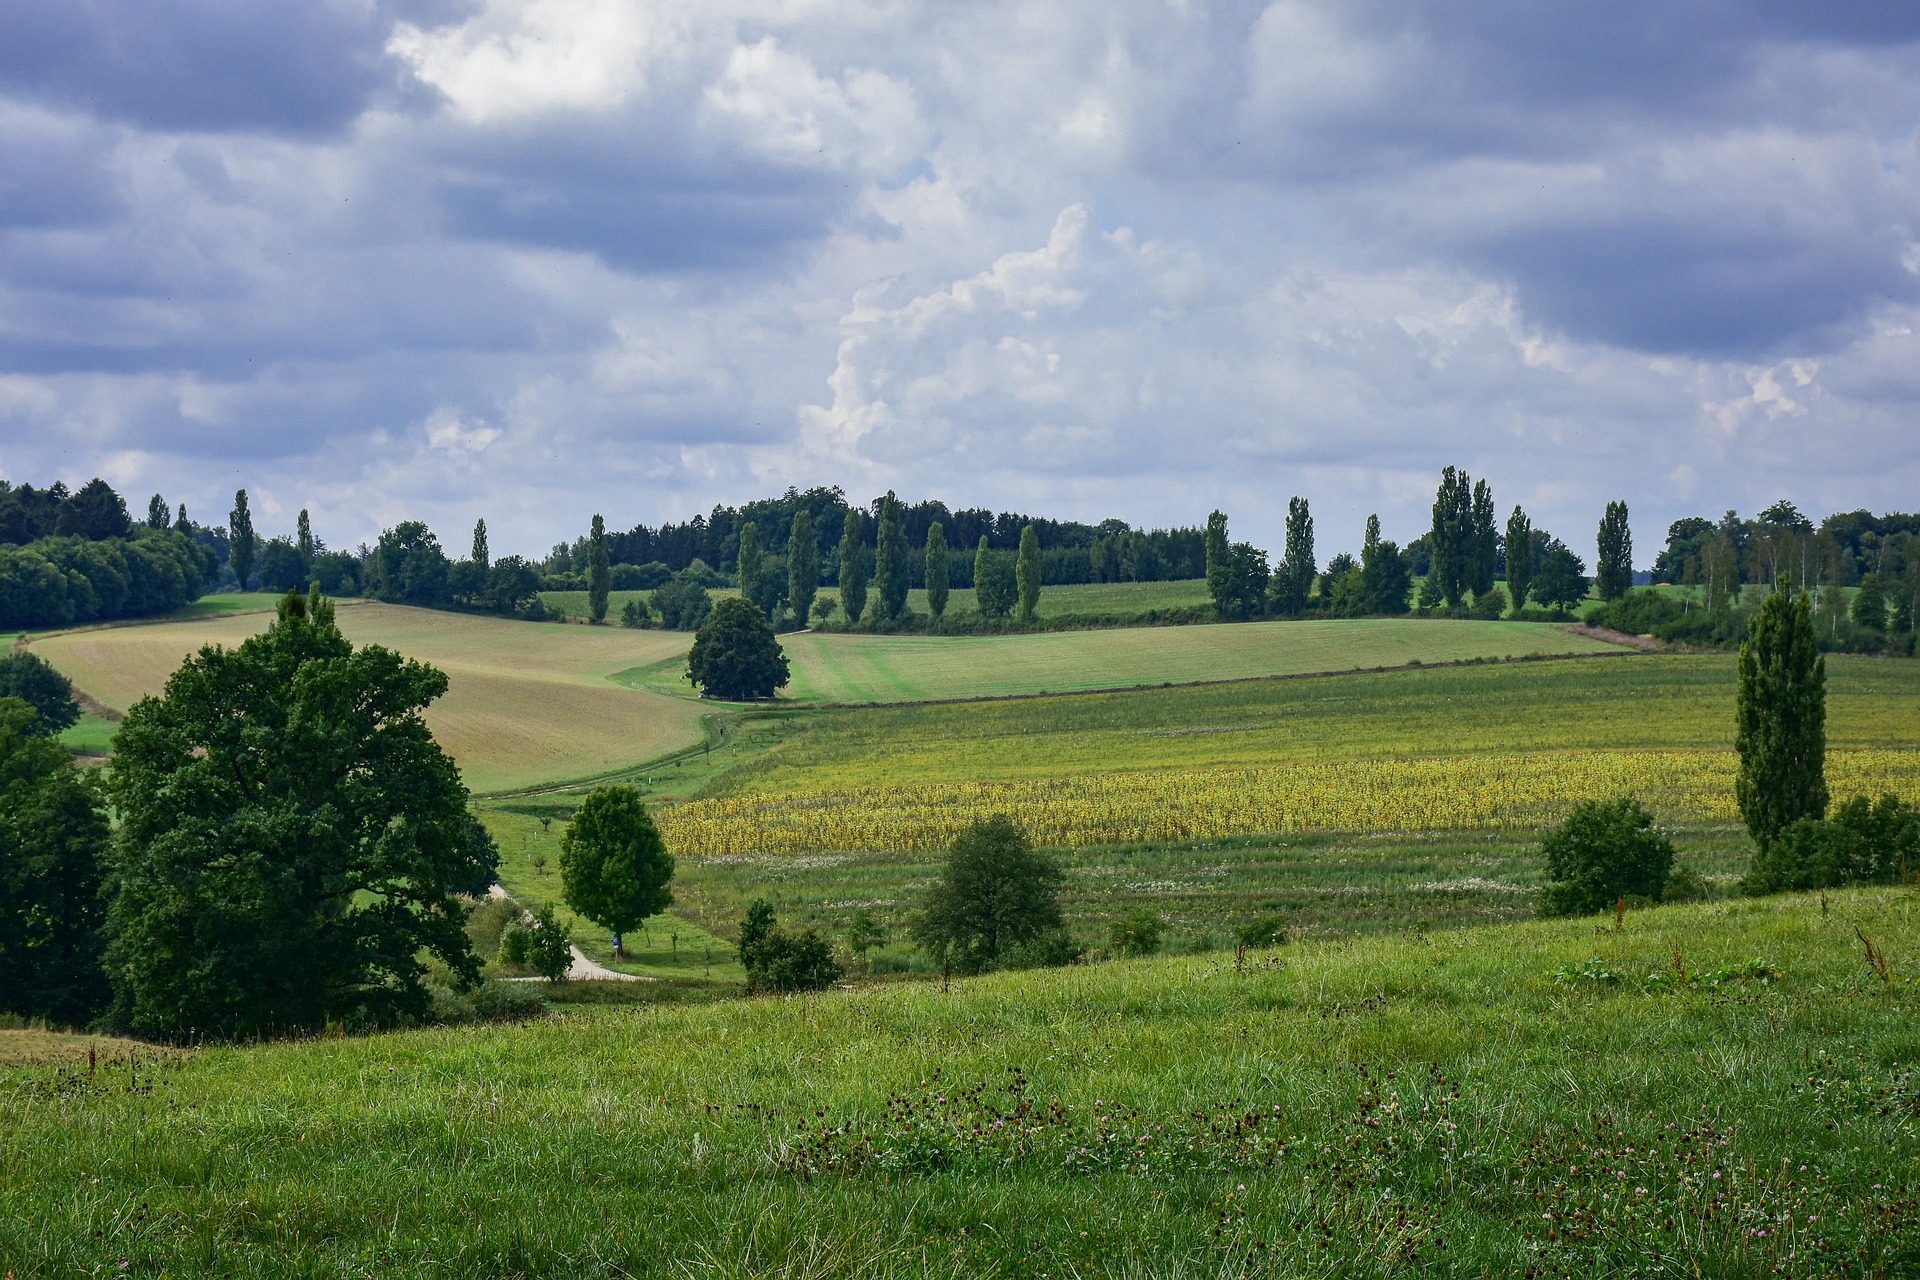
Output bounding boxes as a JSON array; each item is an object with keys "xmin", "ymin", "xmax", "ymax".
[
  {"xmin": 620, "ymin": 617, "xmax": 1628, "ymax": 705},
  {"xmin": 7, "ymin": 887, "xmax": 1919, "ymax": 1276},
  {"xmin": 541, "ymin": 578, "xmax": 1212, "ymax": 624},
  {"xmin": 538, "ymin": 586, "xmax": 742, "ymax": 620},
  {"xmin": 56, "ymin": 711, "xmax": 117, "ymax": 756},
  {"xmin": 707, "ymin": 652, "xmax": 1920, "ymax": 796}
]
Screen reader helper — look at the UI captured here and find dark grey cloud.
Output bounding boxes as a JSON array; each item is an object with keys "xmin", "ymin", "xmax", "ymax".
[{"xmin": 0, "ymin": 0, "xmax": 466, "ymax": 135}]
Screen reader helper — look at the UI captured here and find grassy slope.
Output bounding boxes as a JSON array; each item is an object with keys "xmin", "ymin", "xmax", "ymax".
[
  {"xmin": 28, "ymin": 603, "xmax": 705, "ymax": 794},
  {"xmin": 621, "ymin": 618, "xmax": 1628, "ymax": 705},
  {"xmin": 6, "ymin": 889, "xmax": 1918, "ymax": 1277},
  {"xmin": 712, "ymin": 653, "xmax": 1920, "ymax": 796}
]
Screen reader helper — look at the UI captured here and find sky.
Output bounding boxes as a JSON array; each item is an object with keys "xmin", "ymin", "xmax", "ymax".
[{"xmin": 1, "ymin": 0, "xmax": 1917, "ymax": 563}]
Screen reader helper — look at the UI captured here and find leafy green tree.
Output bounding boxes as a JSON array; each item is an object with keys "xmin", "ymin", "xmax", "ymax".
[
  {"xmin": 0, "ymin": 652, "xmax": 81, "ymax": 735},
  {"xmin": 1109, "ymin": 907, "xmax": 1162, "ymax": 957},
  {"xmin": 61, "ymin": 478, "xmax": 132, "ymax": 540},
  {"xmin": 975, "ymin": 538, "xmax": 1016, "ymax": 619},
  {"xmin": 145, "ymin": 494, "xmax": 169, "ymax": 529},
  {"xmin": 560, "ymin": 785, "xmax": 674, "ymax": 958},
  {"xmin": 737, "ymin": 899, "xmax": 776, "ymax": 979},
  {"xmin": 1852, "ymin": 573, "xmax": 1887, "ymax": 632},
  {"xmin": 911, "ymin": 814, "xmax": 1063, "ymax": 974},
  {"xmin": 471, "ymin": 518, "xmax": 489, "ymax": 573},
  {"xmin": 588, "ymin": 514, "xmax": 611, "ymax": 623},
  {"xmin": 1531, "ymin": 537, "xmax": 1589, "ymax": 611},
  {"xmin": 1504, "ymin": 505, "xmax": 1534, "ymax": 612},
  {"xmin": 872, "ymin": 493, "xmax": 911, "ymax": 622},
  {"xmin": 1358, "ymin": 515, "xmax": 1412, "ymax": 616},
  {"xmin": 1539, "ymin": 797, "xmax": 1676, "ymax": 916},
  {"xmin": 1273, "ymin": 497, "xmax": 1315, "ymax": 615},
  {"xmin": 1468, "ymin": 480, "xmax": 1498, "ymax": 599},
  {"xmin": 846, "ymin": 908, "xmax": 888, "ymax": 966},
  {"xmin": 925, "ymin": 522, "xmax": 949, "ymax": 621},
  {"xmin": 0, "ymin": 699, "xmax": 110, "ymax": 1026},
  {"xmin": 838, "ymin": 509, "xmax": 869, "ymax": 625},
  {"xmin": 1736, "ymin": 581, "xmax": 1827, "ymax": 854},
  {"xmin": 620, "ymin": 597, "xmax": 650, "ymax": 628},
  {"xmin": 651, "ymin": 576, "xmax": 712, "ymax": 630},
  {"xmin": 1596, "ymin": 500, "xmax": 1633, "ymax": 601},
  {"xmin": 788, "ymin": 509, "xmax": 818, "ymax": 628},
  {"xmin": 1205, "ymin": 510, "xmax": 1232, "ymax": 618},
  {"xmin": 1429, "ymin": 467, "xmax": 1471, "ymax": 607},
  {"xmin": 296, "ymin": 509, "xmax": 315, "ymax": 575},
  {"xmin": 104, "ymin": 589, "xmax": 491, "ymax": 1039},
  {"xmin": 686, "ymin": 596, "xmax": 790, "ymax": 700},
  {"xmin": 229, "ymin": 488, "xmax": 256, "ymax": 591},
  {"xmin": 1016, "ymin": 524, "xmax": 1042, "ymax": 623}
]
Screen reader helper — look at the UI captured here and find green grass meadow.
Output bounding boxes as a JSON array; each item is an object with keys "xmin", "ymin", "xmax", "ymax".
[{"xmin": 6, "ymin": 888, "xmax": 1919, "ymax": 1277}]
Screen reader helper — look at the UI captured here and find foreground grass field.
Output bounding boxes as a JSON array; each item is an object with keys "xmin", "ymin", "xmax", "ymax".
[
  {"xmin": 29, "ymin": 603, "xmax": 704, "ymax": 793},
  {"xmin": 619, "ymin": 617, "xmax": 1629, "ymax": 705},
  {"xmin": 6, "ymin": 888, "xmax": 1918, "ymax": 1277}
]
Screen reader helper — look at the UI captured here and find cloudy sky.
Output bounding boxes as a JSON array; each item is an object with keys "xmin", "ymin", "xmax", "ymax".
[{"xmin": 2, "ymin": 1, "xmax": 1916, "ymax": 560}]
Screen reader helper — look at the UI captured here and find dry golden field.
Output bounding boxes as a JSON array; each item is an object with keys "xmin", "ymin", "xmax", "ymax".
[{"xmin": 29, "ymin": 604, "xmax": 704, "ymax": 794}]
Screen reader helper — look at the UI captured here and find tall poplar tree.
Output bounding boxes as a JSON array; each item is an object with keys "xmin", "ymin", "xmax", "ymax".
[
  {"xmin": 1468, "ymin": 480, "xmax": 1498, "ymax": 598},
  {"xmin": 1504, "ymin": 505, "xmax": 1534, "ymax": 613},
  {"xmin": 925, "ymin": 522, "xmax": 949, "ymax": 622},
  {"xmin": 788, "ymin": 509, "xmax": 818, "ymax": 628},
  {"xmin": 1428, "ymin": 467, "xmax": 1470, "ymax": 607},
  {"xmin": 1016, "ymin": 524, "xmax": 1042, "ymax": 624},
  {"xmin": 872, "ymin": 492, "xmax": 910, "ymax": 622},
  {"xmin": 296, "ymin": 509, "xmax": 315, "ymax": 573},
  {"xmin": 588, "ymin": 513, "xmax": 610, "ymax": 623},
  {"xmin": 471, "ymin": 519, "xmax": 489, "ymax": 573},
  {"xmin": 229, "ymin": 489, "xmax": 256, "ymax": 591},
  {"xmin": 736, "ymin": 521, "xmax": 762, "ymax": 611},
  {"xmin": 1275, "ymin": 497, "xmax": 1316, "ymax": 614},
  {"xmin": 838, "ymin": 509, "xmax": 869, "ymax": 625},
  {"xmin": 1359, "ymin": 514, "xmax": 1412, "ymax": 616},
  {"xmin": 145, "ymin": 494, "xmax": 169, "ymax": 529},
  {"xmin": 1205, "ymin": 510, "xmax": 1233, "ymax": 619},
  {"xmin": 1596, "ymin": 501, "xmax": 1633, "ymax": 601},
  {"xmin": 1736, "ymin": 581, "xmax": 1827, "ymax": 852}
]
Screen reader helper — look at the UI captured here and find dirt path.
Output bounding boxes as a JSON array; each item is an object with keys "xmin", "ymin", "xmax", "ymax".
[{"xmin": 487, "ymin": 886, "xmax": 649, "ymax": 982}]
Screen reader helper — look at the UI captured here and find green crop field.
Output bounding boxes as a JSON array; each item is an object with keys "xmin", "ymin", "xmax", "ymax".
[
  {"xmin": 620, "ymin": 617, "xmax": 1629, "ymax": 705},
  {"xmin": 28, "ymin": 603, "xmax": 705, "ymax": 794},
  {"xmin": 709, "ymin": 653, "xmax": 1920, "ymax": 796},
  {"xmin": 6, "ymin": 887, "xmax": 1919, "ymax": 1277}
]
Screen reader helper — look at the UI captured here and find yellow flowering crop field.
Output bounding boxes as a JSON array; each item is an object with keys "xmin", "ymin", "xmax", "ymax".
[{"xmin": 658, "ymin": 749, "xmax": 1920, "ymax": 857}]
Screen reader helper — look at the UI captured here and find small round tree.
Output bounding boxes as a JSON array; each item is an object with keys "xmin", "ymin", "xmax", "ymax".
[
  {"xmin": 560, "ymin": 785, "xmax": 674, "ymax": 958},
  {"xmin": 1539, "ymin": 797, "xmax": 1676, "ymax": 916},
  {"xmin": 686, "ymin": 596, "xmax": 789, "ymax": 700},
  {"xmin": 911, "ymin": 814, "xmax": 1064, "ymax": 974},
  {"xmin": 0, "ymin": 652, "xmax": 81, "ymax": 735}
]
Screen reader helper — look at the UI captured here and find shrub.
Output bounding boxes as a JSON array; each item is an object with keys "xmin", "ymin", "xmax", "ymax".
[
  {"xmin": 651, "ymin": 577, "xmax": 712, "ymax": 631},
  {"xmin": 737, "ymin": 900, "xmax": 841, "ymax": 992},
  {"xmin": 1591, "ymin": 588, "xmax": 1683, "ymax": 635},
  {"xmin": 1465, "ymin": 586, "xmax": 1508, "ymax": 620},
  {"xmin": 1109, "ymin": 907, "xmax": 1163, "ymax": 957},
  {"xmin": 1663, "ymin": 866, "xmax": 1711, "ymax": 903},
  {"xmin": 501, "ymin": 906, "xmax": 573, "ymax": 981},
  {"xmin": 1539, "ymin": 797, "xmax": 1676, "ymax": 917},
  {"xmin": 620, "ymin": 597, "xmax": 651, "ymax": 628},
  {"xmin": 1000, "ymin": 926, "xmax": 1079, "ymax": 969},
  {"xmin": 1235, "ymin": 915, "xmax": 1290, "ymax": 948},
  {"xmin": 1744, "ymin": 793, "xmax": 1918, "ymax": 895}
]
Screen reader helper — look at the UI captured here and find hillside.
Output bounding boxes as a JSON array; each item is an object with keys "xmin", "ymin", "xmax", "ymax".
[{"xmin": 5, "ymin": 888, "xmax": 1916, "ymax": 1276}]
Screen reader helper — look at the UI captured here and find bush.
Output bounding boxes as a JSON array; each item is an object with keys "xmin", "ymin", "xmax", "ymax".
[
  {"xmin": 1465, "ymin": 586, "xmax": 1508, "ymax": 620},
  {"xmin": 426, "ymin": 979, "xmax": 547, "ymax": 1025},
  {"xmin": 1235, "ymin": 915, "xmax": 1290, "ymax": 948},
  {"xmin": 1744, "ymin": 794, "xmax": 1918, "ymax": 895},
  {"xmin": 1000, "ymin": 926, "xmax": 1079, "ymax": 969},
  {"xmin": 651, "ymin": 577, "xmax": 712, "ymax": 631},
  {"xmin": 1663, "ymin": 866, "xmax": 1711, "ymax": 903},
  {"xmin": 737, "ymin": 900, "xmax": 841, "ymax": 992},
  {"xmin": 610, "ymin": 562, "xmax": 671, "ymax": 591},
  {"xmin": 1109, "ymin": 908, "xmax": 1163, "ymax": 957},
  {"xmin": 620, "ymin": 597, "xmax": 651, "ymax": 628},
  {"xmin": 500, "ymin": 905, "xmax": 572, "ymax": 981},
  {"xmin": 1591, "ymin": 589, "xmax": 1684, "ymax": 635},
  {"xmin": 1539, "ymin": 797, "xmax": 1677, "ymax": 916}
]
